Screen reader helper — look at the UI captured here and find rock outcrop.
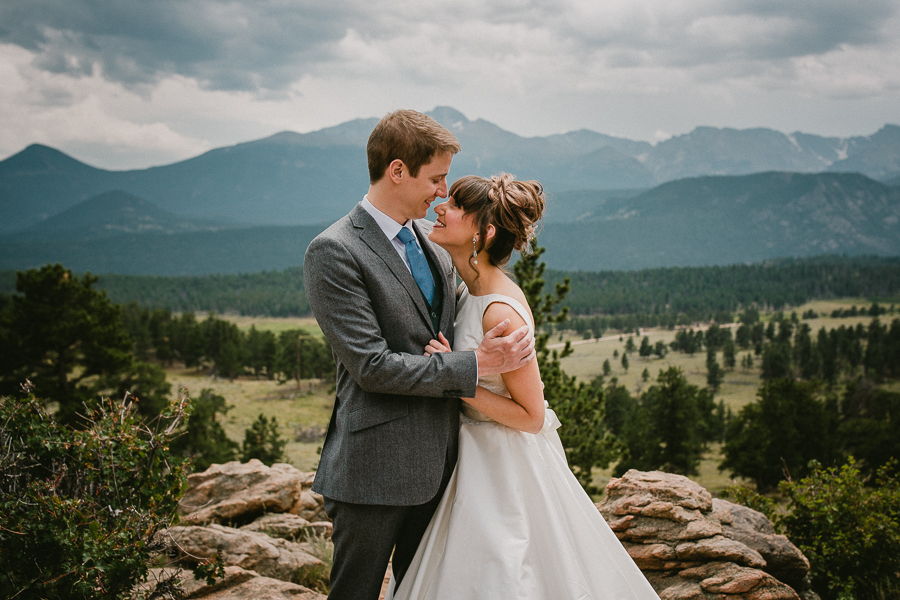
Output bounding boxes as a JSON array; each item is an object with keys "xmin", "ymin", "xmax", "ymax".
[
  {"xmin": 150, "ymin": 461, "xmax": 819, "ymax": 599},
  {"xmin": 159, "ymin": 460, "xmax": 331, "ymax": 597},
  {"xmin": 178, "ymin": 459, "xmax": 328, "ymax": 525},
  {"xmin": 239, "ymin": 512, "xmax": 333, "ymax": 540},
  {"xmin": 598, "ymin": 470, "xmax": 819, "ymax": 600},
  {"xmin": 164, "ymin": 524, "xmax": 323, "ymax": 583},
  {"xmin": 713, "ymin": 498, "xmax": 812, "ymax": 593},
  {"xmin": 136, "ymin": 566, "xmax": 326, "ymax": 599}
]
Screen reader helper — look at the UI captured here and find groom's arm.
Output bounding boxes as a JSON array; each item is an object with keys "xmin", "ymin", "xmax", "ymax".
[{"xmin": 305, "ymin": 234, "xmax": 479, "ymax": 398}]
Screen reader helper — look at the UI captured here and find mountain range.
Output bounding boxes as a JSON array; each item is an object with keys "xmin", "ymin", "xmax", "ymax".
[
  {"xmin": 0, "ymin": 171, "xmax": 897, "ymax": 275},
  {"xmin": 540, "ymin": 172, "xmax": 900, "ymax": 271},
  {"xmin": 0, "ymin": 107, "xmax": 898, "ymax": 274},
  {"xmin": 2, "ymin": 107, "xmax": 899, "ymax": 235}
]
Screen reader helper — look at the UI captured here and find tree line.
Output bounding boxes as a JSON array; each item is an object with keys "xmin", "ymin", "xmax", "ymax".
[
  {"xmin": 551, "ymin": 254, "xmax": 900, "ymax": 316},
  {"xmin": 119, "ymin": 302, "xmax": 335, "ymax": 383},
  {"xmin": 3, "ymin": 254, "xmax": 896, "ymax": 323}
]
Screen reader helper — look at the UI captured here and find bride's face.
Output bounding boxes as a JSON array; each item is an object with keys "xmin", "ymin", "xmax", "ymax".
[{"xmin": 430, "ymin": 196, "xmax": 478, "ymax": 251}]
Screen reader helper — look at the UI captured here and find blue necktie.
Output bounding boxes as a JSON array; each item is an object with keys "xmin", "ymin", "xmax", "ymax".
[{"xmin": 397, "ymin": 227, "xmax": 435, "ymax": 306}]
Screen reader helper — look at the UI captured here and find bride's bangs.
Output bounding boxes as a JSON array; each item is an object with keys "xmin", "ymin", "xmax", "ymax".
[{"xmin": 448, "ymin": 176, "xmax": 489, "ymax": 212}]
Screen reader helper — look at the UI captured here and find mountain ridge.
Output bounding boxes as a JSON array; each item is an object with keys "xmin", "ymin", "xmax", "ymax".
[
  {"xmin": 1, "ymin": 171, "xmax": 896, "ymax": 275},
  {"xmin": 2, "ymin": 108, "xmax": 898, "ymax": 235},
  {"xmin": 4, "ymin": 190, "xmax": 234, "ymax": 243}
]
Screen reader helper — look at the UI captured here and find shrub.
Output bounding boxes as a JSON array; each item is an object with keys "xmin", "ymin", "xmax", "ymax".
[
  {"xmin": 779, "ymin": 460, "xmax": 900, "ymax": 600},
  {"xmin": 0, "ymin": 386, "xmax": 191, "ymax": 599},
  {"xmin": 295, "ymin": 529, "xmax": 333, "ymax": 593}
]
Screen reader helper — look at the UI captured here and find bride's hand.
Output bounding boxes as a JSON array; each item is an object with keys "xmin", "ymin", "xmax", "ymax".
[{"xmin": 424, "ymin": 332, "xmax": 452, "ymax": 356}]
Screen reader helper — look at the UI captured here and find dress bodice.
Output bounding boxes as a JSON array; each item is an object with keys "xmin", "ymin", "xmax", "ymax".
[{"xmin": 453, "ymin": 283, "xmax": 534, "ymax": 422}]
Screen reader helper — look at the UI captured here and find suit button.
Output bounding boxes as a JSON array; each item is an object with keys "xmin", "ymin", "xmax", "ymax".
[{"xmin": 431, "ymin": 312, "xmax": 437, "ymax": 319}]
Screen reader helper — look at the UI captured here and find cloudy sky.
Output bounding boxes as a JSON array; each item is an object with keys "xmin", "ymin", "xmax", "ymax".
[{"xmin": 1, "ymin": 0, "xmax": 899, "ymax": 169}]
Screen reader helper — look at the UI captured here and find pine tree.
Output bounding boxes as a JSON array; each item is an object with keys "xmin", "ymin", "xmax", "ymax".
[
  {"xmin": 615, "ymin": 367, "xmax": 712, "ymax": 476},
  {"xmin": 639, "ymin": 336, "xmax": 652, "ymax": 357},
  {"xmin": 170, "ymin": 388, "xmax": 239, "ymax": 471},
  {"xmin": 0, "ymin": 264, "xmax": 169, "ymax": 425},
  {"xmin": 653, "ymin": 340, "xmax": 668, "ymax": 358},
  {"xmin": 723, "ymin": 339, "xmax": 736, "ymax": 370},
  {"xmin": 513, "ymin": 240, "xmax": 617, "ymax": 493},
  {"xmin": 722, "ymin": 379, "xmax": 841, "ymax": 491},
  {"xmin": 241, "ymin": 414, "xmax": 287, "ymax": 466},
  {"xmin": 706, "ymin": 346, "xmax": 724, "ymax": 392}
]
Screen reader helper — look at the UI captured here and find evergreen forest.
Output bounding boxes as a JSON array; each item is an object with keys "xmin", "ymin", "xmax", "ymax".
[
  {"xmin": 3, "ymin": 256, "xmax": 900, "ymax": 600},
  {"xmin": 2, "ymin": 254, "xmax": 897, "ymax": 322}
]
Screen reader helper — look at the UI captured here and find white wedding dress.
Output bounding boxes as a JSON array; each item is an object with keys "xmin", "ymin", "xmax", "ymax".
[{"xmin": 386, "ymin": 284, "xmax": 660, "ymax": 600}]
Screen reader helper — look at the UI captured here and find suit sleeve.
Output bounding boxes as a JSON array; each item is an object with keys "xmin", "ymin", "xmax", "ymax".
[{"xmin": 304, "ymin": 234, "xmax": 478, "ymax": 398}]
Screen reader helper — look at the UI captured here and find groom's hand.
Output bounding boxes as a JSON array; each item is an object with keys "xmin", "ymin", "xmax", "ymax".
[{"xmin": 474, "ymin": 320, "xmax": 536, "ymax": 376}]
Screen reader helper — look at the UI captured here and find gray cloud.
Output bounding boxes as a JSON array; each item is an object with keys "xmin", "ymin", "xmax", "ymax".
[
  {"xmin": 4, "ymin": 0, "xmax": 897, "ymax": 95},
  {"xmin": 0, "ymin": 0, "xmax": 360, "ymax": 91},
  {"xmin": 546, "ymin": 0, "xmax": 899, "ymax": 68}
]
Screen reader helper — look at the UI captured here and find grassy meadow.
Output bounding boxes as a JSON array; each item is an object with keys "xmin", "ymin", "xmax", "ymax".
[{"xmin": 174, "ymin": 300, "xmax": 892, "ymax": 493}]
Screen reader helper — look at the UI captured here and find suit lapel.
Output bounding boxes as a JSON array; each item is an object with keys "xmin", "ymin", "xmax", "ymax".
[{"xmin": 351, "ymin": 205, "xmax": 434, "ymax": 332}]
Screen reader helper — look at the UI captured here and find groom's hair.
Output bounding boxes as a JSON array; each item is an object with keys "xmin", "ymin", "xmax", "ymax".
[{"xmin": 367, "ymin": 110, "xmax": 460, "ymax": 183}]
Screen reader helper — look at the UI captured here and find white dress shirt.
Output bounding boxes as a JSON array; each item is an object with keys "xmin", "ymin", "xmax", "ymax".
[{"xmin": 361, "ymin": 195, "xmax": 420, "ymax": 274}]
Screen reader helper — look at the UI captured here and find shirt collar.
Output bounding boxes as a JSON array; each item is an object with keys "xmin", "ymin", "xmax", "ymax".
[{"xmin": 361, "ymin": 195, "xmax": 415, "ymax": 241}]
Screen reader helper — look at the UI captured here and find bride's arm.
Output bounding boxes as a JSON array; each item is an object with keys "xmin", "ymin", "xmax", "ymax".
[{"xmin": 462, "ymin": 303, "xmax": 545, "ymax": 434}]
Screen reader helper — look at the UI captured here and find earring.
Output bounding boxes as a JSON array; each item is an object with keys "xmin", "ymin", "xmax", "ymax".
[{"xmin": 472, "ymin": 237, "xmax": 478, "ymax": 265}]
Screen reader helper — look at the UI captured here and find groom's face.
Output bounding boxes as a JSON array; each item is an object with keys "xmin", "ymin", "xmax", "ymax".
[{"xmin": 396, "ymin": 152, "xmax": 453, "ymax": 222}]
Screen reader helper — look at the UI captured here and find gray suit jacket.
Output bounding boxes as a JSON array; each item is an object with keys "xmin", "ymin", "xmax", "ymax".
[{"xmin": 304, "ymin": 203, "xmax": 478, "ymax": 506}]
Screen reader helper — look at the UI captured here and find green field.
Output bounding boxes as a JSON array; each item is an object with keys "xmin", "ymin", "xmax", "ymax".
[
  {"xmin": 167, "ymin": 367, "xmax": 333, "ymax": 472},
  {"xmin": 172, "ymin": 300, "xmax": 891, "ymax": 494},
  {"xmin": 221, "ymin": 314, "xmax": 323, "ymax": 336}
]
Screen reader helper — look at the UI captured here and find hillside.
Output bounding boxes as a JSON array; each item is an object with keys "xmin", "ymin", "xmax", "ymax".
[
  {"xmin": 537, "ymin": 172, "xmax": 900, "ymax": 271},
  {"xmin": 4, "ymin": 190, "xmax": 231, "ymax": 243},
  {"xmin": 1, "ymin": 108, "xmax": 898, "ymax": 235},
  {"xmin": 1, "ymin": 171, "xmax": 896, "ymax": 275},
  {"xmin": 0, "ymin": 224, "xmax": 324, "ymax": 276}
]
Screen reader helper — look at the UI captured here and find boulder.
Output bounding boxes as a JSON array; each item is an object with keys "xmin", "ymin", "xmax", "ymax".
[
  {"xmin": 178, "ymin": 460, "xmax": 328, "ymax": 525},
  {"xmin": 598, "ymin": 470, "xmax": 818, "ymax": 600},
  {"xmin": 164, "ymin": 524, "xmax": 324, "ymax": 584},
  {"xmin": 137, "ymin": 566, "xmax": 326, "ymax": 599},
  {"xmin": 713, "ymin": 499, "xmax": 811, "ymax": 591},
  {"xmin": 646, "ymin": 562, "xmax": 802, "ymax": 600},
  {"xmin": 240, "ymin": 513, "xmax": 333, "ymax": 541}
]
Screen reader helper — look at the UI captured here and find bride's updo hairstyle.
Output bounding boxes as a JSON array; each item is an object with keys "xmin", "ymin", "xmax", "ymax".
[{"xmin": 448, "ymin": 172, "xmax": 545, "ymax": 272}]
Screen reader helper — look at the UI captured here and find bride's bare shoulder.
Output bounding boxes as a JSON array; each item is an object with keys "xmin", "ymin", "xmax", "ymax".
[{"xmin": 482, "ymin": 301, "xmax": 527, "ymax": 336}]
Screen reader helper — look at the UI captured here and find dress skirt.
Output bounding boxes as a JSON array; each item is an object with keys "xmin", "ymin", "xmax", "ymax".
[{"xmin": 387, "ymin": 406, "xmax": 660, "ymax": 600}]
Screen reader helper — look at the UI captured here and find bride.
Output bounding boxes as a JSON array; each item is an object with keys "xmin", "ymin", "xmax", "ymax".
[{"xmin": 386, "ymin": 173, "xmax": 660, "ymax": 599}]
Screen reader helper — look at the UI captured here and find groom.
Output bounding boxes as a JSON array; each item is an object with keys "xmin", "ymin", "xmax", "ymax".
[{"xmin": 304, "ymin": 109, "xmax": 535, "ymax": 599}]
